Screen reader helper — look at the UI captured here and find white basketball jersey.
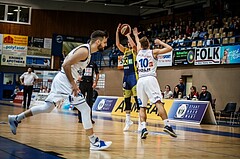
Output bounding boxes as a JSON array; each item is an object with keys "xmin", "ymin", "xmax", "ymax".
[
  {"xmin": 136, "ymin": 49, "xmax": 158, "ymax": 78},
  {"xmin": 61, "ymin": 44, "xmax": 91, "ymax": 81}
]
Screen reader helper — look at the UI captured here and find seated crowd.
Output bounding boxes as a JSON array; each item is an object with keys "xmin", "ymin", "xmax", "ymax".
[
  {"xmin": 139, "ymin": 15, "xmax": 239, "ymax": 48},
  {"xmin": 162, "ymin": 78, "xmax": 213, "ymax": 109}
]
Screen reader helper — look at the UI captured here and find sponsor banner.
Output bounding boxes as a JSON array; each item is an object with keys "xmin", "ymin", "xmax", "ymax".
[
  {"xmin": 26, "ymin": 56, "xmax": 51, "ymax": 68},
  {"xmin": 27, "ymin": 37, "xmax": 52, "ymax": 68},
  {"xmin": 157, "ymin": 51, "xmax": 173, "ymax": 67},
  {"xmin": 3, "ymin": 34, "xmax": 28, "ymax": 46},
  {"xmin": 2, "ymin": 44, "xmax": 27, "ymax": 54},
  {"xmin": 44, "ymin": 38, "xmax": 52, "ymax": 49},
  {"xmin": 28, "ymin": 37, "xmax": 44, "ymax": 48},
  {"xmin": 1, "ymin": 54, "xmax": 26, "ymax": 66},
  {"xmin": 112, "ymin": 97, "xmax": 174, "ymax": 120},
  {"xmin": 1, "ymin": 34, "xmax": 28, "ymax": 67},
  {"xmin": 220, "ymin": 45, "xmax": 240, "ymax": 64},
  {"xmin": 168, "ymin": 100, "xmax": 209, "ymax": 124},
  {"xmin": 195, "ymin": 47, "xmax": 220, "ymax": 65},
  {"xmin": 0, "ymin": 34, "xmax": 3, "ymax": 54},
  {"xmin": 92, "ymin": 96, "xmax": 118, "ymax": 112},
  {"xmin": 173, "ymin": 49, "xmax": 194, "ymax": 65}
]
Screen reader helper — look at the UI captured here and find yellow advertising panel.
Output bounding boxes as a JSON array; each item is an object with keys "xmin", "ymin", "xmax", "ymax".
[
  {"xmin": 111, "ymin": 97, "xmax": 174, "ymax": 120},
  {"xmin": 3, "ymin": 34, "xmax": 28, "ymax": 46}
]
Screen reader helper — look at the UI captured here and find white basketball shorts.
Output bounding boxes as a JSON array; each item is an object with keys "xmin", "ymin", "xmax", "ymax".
[
  {"xmin": 45, "ymin": 72, "xmax": 71, "ymax": 104},
  {"xmin": 137, "ymin": 76, "xmax": 163, "ymax": 108}
]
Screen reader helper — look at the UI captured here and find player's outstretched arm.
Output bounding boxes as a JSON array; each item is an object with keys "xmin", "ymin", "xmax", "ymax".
[
  {"xmin": 116, "ymin": 23, "xmax": 125, "ymax": 53},
  {"xmin": 133, "ymin": 27, "xmax": 141, "ymax": 53},
  {"xmin": 153, "ymin": 39, "xmax": 173, "ymax": 57},
  {"xmin": 125, "ymin": 33, "xmax": 137, "ymax": 53}
]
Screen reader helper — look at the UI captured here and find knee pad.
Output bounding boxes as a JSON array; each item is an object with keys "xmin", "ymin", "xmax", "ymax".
[
  {"xmin": 31, "ymin": 102, "xmax": 55, "ymax": 115},
  {"xmin": 124, "ymin": 97, "xmax": 131, "ymax": 111},
  {"xmin": 72, "ymin": 94, "xmax": 93, "ymax": 130}
]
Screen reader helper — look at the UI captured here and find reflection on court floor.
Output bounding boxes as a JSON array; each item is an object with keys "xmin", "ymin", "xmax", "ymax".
[{"xmin": 0, "ymin": 104, "xmax": 240, "ymax": 159}]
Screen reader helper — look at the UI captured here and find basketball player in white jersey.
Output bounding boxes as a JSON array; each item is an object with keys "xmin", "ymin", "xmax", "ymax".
[
  {"xmin": 8, "ymin": 30, "xmax": 112, "ymax": 150},
  {"xmin": 133, "ymin": 27, "xmax": 177, "ymax": 139}
]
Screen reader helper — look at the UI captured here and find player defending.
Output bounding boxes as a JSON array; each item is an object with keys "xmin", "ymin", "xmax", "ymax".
[
  {"xmin": 133, "ymin": 27, "xmax": 177, "ymax": 139},
  {"xmin": 116, "ymin": 23, "xmax": 140, "ymax": 131},
  {"xmin": 8, "ymin": 30, "xmax": 112, "ymax": 150}
]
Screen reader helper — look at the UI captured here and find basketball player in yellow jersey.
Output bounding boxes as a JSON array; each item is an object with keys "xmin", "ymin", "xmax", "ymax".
[{"xmin": 116, "ymin": 23, "xmax": 140, "ymax": 131}]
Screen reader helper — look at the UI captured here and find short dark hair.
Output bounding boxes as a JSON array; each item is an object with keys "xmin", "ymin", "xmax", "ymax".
[
  {"xmin": 202, "ymin": 85, "xmax": 207, "ymax": 89},
  {"xmin": 90, "ymin": 30, "xmax": 109, "ymax": 43},
  {"xmin": 139, "ymin": 36, "xmax": 149, "ymax": 49}
]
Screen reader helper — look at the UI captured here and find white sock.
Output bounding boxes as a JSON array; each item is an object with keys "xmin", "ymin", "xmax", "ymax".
[
  {"xmin": 126, "ymin": 114, "xmax": 130, "ymax": 122},
  {"xmin": 141, "ymin": 122, "xmax": 146, "ymax": 129},
  {"xmin": 88, "ymin": 134, "xmax": 97, "ymax": 143},
  {"xmin": 17, "ymin": 112, "xmax": 25, "ymax": 122},
  {"xmin": 164, "ymin": 119, "xmax": 171, "ymax": 127}
]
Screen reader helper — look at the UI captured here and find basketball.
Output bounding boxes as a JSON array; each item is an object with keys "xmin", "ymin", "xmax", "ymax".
[{"xmin": 120, "ymin": 24, "xmax": 131, "ymax": 36}]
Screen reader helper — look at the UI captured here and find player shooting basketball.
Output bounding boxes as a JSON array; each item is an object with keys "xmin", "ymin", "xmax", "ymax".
[{"xmin": 116, "ymin": 23, "xmax": 140, "ymax": 131}]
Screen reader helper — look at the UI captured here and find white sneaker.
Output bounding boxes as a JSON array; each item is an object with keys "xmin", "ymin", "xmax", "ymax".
[
  {"xmin": 90, "ymin": 138, "xmax": 112, "ymax": 151},
  {"xmin": 8, "ymin": 115, "xmax": 19, "ymax": 135},
  {"xmin": 123, "ymin": 120, "xmax": 133, "ymax": 131}
]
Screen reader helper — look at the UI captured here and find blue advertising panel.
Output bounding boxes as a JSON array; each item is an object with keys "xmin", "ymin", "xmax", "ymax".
[
  {"xmin": 168, "ymin": 100, "xmax": 209, "ymax": 124},
  {"xmin": 220, "ymin": 45, "xmax": 240, "ymax": 64},
  {"xmin": 92, "ymin": 96, "xmax": 118, "ymax": 112}
]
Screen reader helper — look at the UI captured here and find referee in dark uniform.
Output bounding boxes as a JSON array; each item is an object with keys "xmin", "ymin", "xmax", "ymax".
[{"xmin": 78, "ymin": 60, "xmax": 99, "ymax": 124}]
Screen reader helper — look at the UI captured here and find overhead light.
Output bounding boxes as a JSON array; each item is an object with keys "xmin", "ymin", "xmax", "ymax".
[
  {"xmin": 21, "ymin": 6, "xmax": 29, "ymax": 8},
  {"xmin": 129, "ymin": 0, "xmax": 149, "ymax": 6},
  {"xmin": 85, "ymin": 0, "xmax": 94, "ymax": 2},
  {"xmin": 104, "ymin": 3, "xmax": 125, "ymax": 7},
  {"xmin": 13, "ymin": 9, "xmax": 21, "ymax": 12},
  {"xmin": 7, "ymin": 13, "xmax": 14, "ymax": 15}
]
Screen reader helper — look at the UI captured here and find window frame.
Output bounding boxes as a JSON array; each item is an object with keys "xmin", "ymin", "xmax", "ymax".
[{"xmin": 0, "ymin": 3, "xmax": 31, "ymax": 25}]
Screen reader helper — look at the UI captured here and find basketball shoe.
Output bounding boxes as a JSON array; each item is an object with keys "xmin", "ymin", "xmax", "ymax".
[
  {"xmin": 90, "ymin": 137, "xmax": 112, "ymax": 151},
  {"xmin": 8, "ymin": 115, "xmax": 19, "ymax": 135},
  {"xmin": 141, "ymin": 128, "xmax": 148, "ymax": 139},
  {"xmin": 123, "ymin": 120, "xmax": 133, "ymax": 131},
  {"xmin": 163, "ymin": 125, "xmax": 177, "ymax": 137}
]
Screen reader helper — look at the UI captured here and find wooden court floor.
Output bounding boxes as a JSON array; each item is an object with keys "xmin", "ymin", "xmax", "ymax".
[{"xmin": 0, "ymin": 104, "xmax": 240, "ymax": 159}]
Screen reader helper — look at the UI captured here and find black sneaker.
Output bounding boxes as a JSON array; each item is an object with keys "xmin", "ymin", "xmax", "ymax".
[
  {"xmin": 163, "ymin": 125, "xmax": 177, "ymax": 138},
  {"xmin": 141, "ymin": 128, "xmax": 149, "ymax": 139}
]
